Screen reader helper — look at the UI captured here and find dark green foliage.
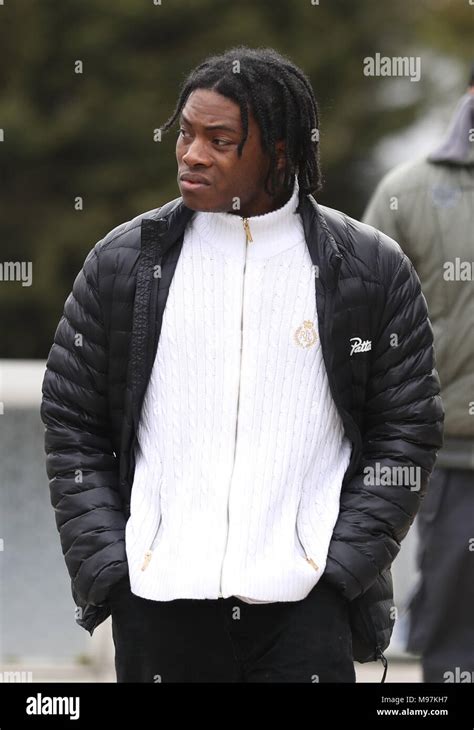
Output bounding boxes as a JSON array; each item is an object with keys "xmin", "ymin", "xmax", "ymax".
[{"xmin": 0, "ymin": 0, "xmax": 471, "ymax": 356}]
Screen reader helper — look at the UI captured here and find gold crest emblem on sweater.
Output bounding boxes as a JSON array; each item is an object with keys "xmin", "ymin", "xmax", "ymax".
[{"xmin": 294, "ymin": 320, "xmax": 317, "ymax": 348}]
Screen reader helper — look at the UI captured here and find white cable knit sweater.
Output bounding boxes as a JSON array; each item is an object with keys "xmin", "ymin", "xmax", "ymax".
[{"xmin": 125, "ymin": 176, "xmax": 352, "ymax": 603}]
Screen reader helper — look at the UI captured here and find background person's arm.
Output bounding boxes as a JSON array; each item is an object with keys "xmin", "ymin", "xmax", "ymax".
[{"xmin": 362, "ymin": 173, "xmax": 403, "ymax": 244}]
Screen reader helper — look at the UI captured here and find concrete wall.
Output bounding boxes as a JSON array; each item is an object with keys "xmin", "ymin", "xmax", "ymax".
[{"xmin": 0, "ymin": 360, "xmax": 110, "ymax": 670}]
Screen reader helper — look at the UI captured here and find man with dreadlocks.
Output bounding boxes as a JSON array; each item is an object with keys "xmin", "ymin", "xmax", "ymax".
[{"xmin": 41, "ymin": 46, "xmax": 443, "ymax": 683}]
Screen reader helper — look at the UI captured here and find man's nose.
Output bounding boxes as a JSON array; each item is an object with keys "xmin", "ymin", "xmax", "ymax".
[{"xmin": 182, "ymin": 137, "xmax": 211, "ymax": 166}]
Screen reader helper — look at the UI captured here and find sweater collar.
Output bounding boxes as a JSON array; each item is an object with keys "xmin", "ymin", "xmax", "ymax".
[{"xmin": 190, "ymin": 175, "xmax": 303, "ymax": 260}]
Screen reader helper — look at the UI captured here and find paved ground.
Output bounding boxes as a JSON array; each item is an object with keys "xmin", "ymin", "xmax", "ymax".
[
  {"xmin": 356, "ymin": 660, "xmax": 421, "ymax": 683},
  {"xmin": 1, "ymin": 660, "xmax": 422, "ymax": 683}
]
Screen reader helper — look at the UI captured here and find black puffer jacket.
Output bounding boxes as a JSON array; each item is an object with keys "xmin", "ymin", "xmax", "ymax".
[{"xmin": 40, "ymin": 192, "xmax": 444, "ymax": 664}]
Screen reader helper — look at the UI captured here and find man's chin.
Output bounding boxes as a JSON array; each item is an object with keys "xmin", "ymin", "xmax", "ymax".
[
  {"xmin": 179, "ymin": 190, "xmax": 221, "ymax": 213},
  {"xmin": 181, "ymin": 199, "xmax": 215, "ymax": 212}
]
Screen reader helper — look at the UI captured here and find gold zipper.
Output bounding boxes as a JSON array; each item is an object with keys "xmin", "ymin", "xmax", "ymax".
[
  {"xmin": 218, "ymin": 219, "xmax": 253, "ymax": 597},
  {"xmin": 141, "ymin": 518, "xmax": 162, "ymax": 571},
  {"xmin": 296, "ymin": 524, "xmax": 319, "ymax": 571},
  {"xmin": 242, "ymin": 217, "xmax": 253, "ymax": 244},
  {"xmin": 141, "ymin": 550, "xmax": 153, "ymax": 571}
]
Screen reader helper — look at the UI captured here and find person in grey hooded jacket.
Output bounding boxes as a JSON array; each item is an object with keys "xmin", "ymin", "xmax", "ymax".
[{"xmin": 363, "ymin": 68, "xmax": 474, "ymax": 682}]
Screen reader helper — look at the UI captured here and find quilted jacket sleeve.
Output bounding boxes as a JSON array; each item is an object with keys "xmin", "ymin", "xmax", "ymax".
[
  {"xmin": 40, "ymin": 242, "xmax": 128, "ymax": 607},
  {"xmin": 325, "ymin": 245, "xmax": 444, "ymax": 601}
]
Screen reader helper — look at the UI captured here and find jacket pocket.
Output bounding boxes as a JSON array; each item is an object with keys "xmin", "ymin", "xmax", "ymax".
[
  {"xmin": 140, "ymin": 514, "xmax": 163, "ymax": 571},
  {"xmin": 296, "ymin": 522, "xmax": 320, "ymax": 572}
]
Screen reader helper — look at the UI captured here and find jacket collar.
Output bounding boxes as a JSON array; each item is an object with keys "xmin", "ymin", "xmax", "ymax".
[{"xmin": 142, "ymin": 187, "xmax": 343, "ymax": 286}]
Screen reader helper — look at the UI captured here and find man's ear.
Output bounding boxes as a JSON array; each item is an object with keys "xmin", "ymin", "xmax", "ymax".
[{"xmin": 275, "ymin": 140, "xmax": 286, "ymax": 171}]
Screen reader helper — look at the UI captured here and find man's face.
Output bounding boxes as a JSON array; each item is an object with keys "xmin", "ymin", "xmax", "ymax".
[{"xmin": 176, "ymin": 88, "xmax": 286, "ymax": 216}]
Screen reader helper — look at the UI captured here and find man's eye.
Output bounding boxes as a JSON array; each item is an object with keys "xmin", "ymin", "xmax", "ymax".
[{"xmin": 177, "ymin": 129, "xmax": 229, "ymax": 146}]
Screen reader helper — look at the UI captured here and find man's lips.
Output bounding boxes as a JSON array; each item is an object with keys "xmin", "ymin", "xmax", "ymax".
[
  {"xmin": 180, "ymin": 179, "xmax": 210, "ymax": 191},
  {"xmin": 179, "ymin": 173, "xmax": 211, "ymax": 190}
]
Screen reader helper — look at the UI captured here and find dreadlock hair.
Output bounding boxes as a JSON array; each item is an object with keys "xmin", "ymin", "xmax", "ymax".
[{"xmin": 160, "ymin": 46, "xmax": 322, "ymax": 197}]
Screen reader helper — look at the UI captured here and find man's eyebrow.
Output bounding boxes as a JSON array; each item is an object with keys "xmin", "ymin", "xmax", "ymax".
[{"xmin": 179, "ymin": 112, "xmax": 239, "ymax": 134}]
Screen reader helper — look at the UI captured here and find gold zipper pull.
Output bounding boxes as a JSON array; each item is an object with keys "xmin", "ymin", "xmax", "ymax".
[
  {"xmin": 141, "ymin": 550, "xmax": 153, "ymax": 571},
  {"xmin": 306, "ymin": 557, "xmax": 319, "ymax": 571},
  {"xmin": 242, "ymin": 217, "xmax": 253, "ymax": 244}
]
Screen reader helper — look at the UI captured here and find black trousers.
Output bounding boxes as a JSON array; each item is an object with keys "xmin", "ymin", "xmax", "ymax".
[{"xmin": 110, "ymin": 575, "xmax": 355, "ymax": 683}]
